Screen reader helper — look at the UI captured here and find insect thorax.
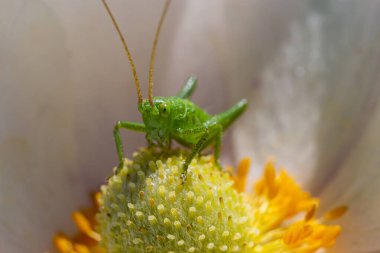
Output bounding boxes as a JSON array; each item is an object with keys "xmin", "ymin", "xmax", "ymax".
[{"xmin": 138, "ymin": 97, "xmax": 210, "ymax": 147}]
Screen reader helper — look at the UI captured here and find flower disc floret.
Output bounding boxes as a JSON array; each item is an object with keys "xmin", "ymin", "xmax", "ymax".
[{"xmin": 97, "ymin": 149, "xmax": 257, "ymax": 252}]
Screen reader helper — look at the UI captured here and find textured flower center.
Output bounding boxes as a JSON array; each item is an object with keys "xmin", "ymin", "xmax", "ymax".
[{"xmin": 55, "ymin": 148, "xmax": 345, "ymax": 253}]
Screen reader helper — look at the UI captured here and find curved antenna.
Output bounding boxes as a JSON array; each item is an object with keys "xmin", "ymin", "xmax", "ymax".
[
  {"xmin": 148, "ymin": 0, "xmax": 172, "ymax": 106},
  {"xmin": 101, "ymin": 0, "xmax": 143, "ymax": 104}
]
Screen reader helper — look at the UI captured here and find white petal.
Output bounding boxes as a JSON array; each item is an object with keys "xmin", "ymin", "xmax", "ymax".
[
  {"xmin": 319, "ymin": 102, "xmax": 380, "ymax": 252},
  {"xmin": 161, "ymin": 0, "xmax": 308, "ymax": 164},
  {"xmin": 159, "ymin": 0, "xmax": 234, "ymax": 162},
  {"xmin": 225, "ymin": 1, "xmax": 380, "ymax": 194},
  {"xmin": 0, "ymin": 0, "xmax": 184, "ymax": 252},
  {"xmin": 221, "ymin": 1, "xmax": 380, "ymax": 251},
  {"xmin": 2, "ymin": 0, "xmax": 380, "ymax": 252},
  {"xmin": 0, "ymin": 1, "xmax": 84, "ymax": 251}
]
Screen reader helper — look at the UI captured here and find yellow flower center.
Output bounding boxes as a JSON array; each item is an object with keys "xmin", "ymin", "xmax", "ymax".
[{"xmin": 54, "ymin": 149, "xmax": 345, "ymax": 253}]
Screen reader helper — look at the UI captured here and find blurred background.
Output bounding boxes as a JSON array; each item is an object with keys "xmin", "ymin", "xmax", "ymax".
[{"xmin": 1, "ymin": 1, "xmax": 380, "ymax": 252}]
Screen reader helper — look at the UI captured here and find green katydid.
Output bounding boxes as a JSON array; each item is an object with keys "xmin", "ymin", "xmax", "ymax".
[{"xmin": 101, "ymin": 0, "xmax": 248, "ymax": 180}]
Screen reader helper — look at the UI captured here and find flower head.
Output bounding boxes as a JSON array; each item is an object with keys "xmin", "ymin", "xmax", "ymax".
[
  {"xmin": 55, "ymin": 148, "xmax": 345, "ymax": 253},
  {"xmin": 2, "ymin": 2, "xmax": 380, "ymax": 253}
]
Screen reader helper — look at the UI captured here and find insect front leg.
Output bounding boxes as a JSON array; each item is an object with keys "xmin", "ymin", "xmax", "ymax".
[{"xmin": 113, "ymin": 121, "xmax": 146, "ymax": 172}]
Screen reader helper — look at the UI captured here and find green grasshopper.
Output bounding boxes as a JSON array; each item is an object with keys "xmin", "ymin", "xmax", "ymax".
[{"xmin": 102, "ymin": 0, "xmax": 248, "ymax": 179}]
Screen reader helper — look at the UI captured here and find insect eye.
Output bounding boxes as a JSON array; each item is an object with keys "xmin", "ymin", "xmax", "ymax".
[{"xmin": 160, "ymin": 103, "xmax": 170, "ymax": 116}]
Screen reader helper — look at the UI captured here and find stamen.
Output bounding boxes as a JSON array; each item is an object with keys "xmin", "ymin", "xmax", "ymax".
[
  {"xmin": 283, "ymin": 222, "xmax": 313, "ymax": 246},
  {"xmin": 234, "ymin": 158, "xmax": 250, "ymax": 192},
  {"xmin": 264, "ymin": 159, "xmax": 278, "ymax": 199},
  {"xmin": 72, "ymin": 211, "xmax": 101, "ymax": 241},
  {"xmin": 93, "ymin": 192, "xmax": 101, "ymax": 209},
  {"xmin": 324, "ymin": 205, "xmax": 348, "ymax": 221},
  {"xmin": 305, "ymin": 203, "xmax": 318, "ymax": 222},
  {"xmin": 54, "ymin": 234, "xmax": 74, "ymax": 253},
  {"xmin": 54, "ymin": 234, "xmax": 92, "ymax": 253}
]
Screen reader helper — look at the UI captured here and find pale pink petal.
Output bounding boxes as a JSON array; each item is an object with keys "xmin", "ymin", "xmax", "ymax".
[
  {"xmin": 319, "ymin": 103, "xmax": 380, "ymax": 253},
  {"xmin": 222, "ymin": 1, "xmax": 380, "ymax": 251},
  {"xmin": 0, "ymin": 1, "xmax": 184, "ymax": 252},
  {"xmin": 224, "ymin": 1, "xmax": 380, "ymax": 194},
  {"xmin": 2, "ymin": 1, "xmax": 380, "ymax": 252}
]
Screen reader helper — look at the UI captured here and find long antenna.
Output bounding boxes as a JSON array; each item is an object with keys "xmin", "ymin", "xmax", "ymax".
[
  {"xmin": 148, "ymin": 0, "xmax": 171, "ymax": 106},
  {"xmin": 101, "ymin": 0, "xmax": 143, "ymax": 104}
]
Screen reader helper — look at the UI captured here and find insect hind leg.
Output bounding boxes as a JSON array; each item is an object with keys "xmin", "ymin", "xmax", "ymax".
[
  {"xmin": 179, "ymin": 122, "xmax": 221, "ymax": 182},
  {"xmin": 214, "ymin": 125, "xmax": 223, "ymax": 169},
  {"xmin": 215, "ymin": 99, "xmax": 248, "ymax": 130},
  {"xmin": 176, "ymin": 76, "xmax": 198, "ymax": 99},
  {"xmin": 181, "ymin": 134, "xmax": 207, "ymax": 181}
]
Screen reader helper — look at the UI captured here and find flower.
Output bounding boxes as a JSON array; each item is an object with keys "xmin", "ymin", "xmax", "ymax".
[
  {"xmin": 1, "ymin": 1, "xmax": 380, "ymax": 253},
  {"xmin": 54, "ymin": 148, "xmax": 345, "ymax": 253}
]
